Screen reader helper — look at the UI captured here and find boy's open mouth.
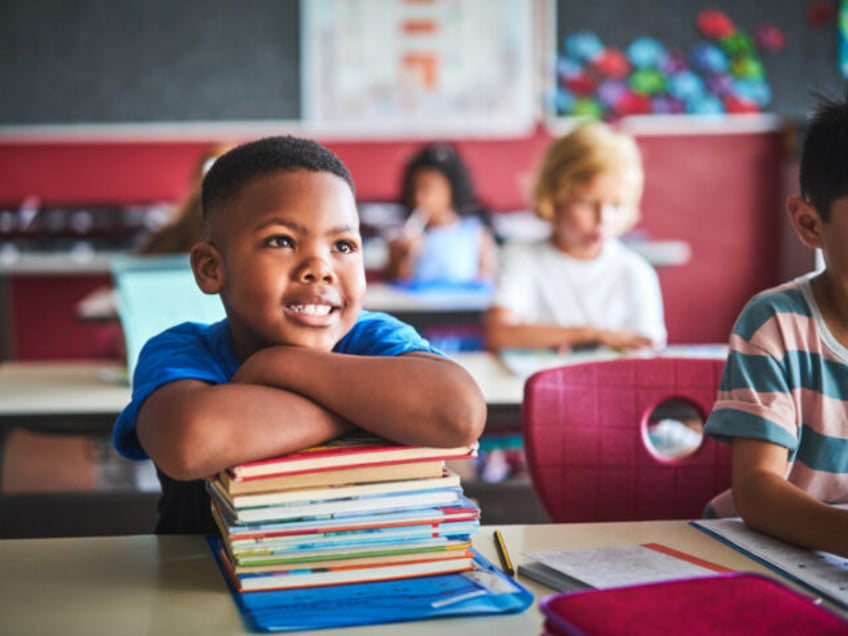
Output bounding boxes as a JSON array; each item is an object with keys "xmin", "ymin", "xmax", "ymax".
[{"xmin": 288, "ymin": 303, "xmax": 335, "ymax": 316}]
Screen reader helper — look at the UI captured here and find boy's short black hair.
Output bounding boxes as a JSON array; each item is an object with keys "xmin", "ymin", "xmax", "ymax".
[
  {"xmin": 800, "ymin": 90, "xmax": 848, "ymax": 223},
  {"xmin": 202, "ymin": 135, "xmax": 355, "ymax": 219},
  {"xmin": 400, "ymin": 144, "xmax": 475, "ymax": 215}
]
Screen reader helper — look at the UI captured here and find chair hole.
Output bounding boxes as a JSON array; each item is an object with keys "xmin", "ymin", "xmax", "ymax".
[{"xmin": 643, "ymin": 399, "xmax": 704, "ymax": 461}]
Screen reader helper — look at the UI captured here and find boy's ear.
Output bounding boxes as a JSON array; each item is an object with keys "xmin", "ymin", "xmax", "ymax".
[
  {"xmin": 190, "ymin": 242, "xmax": 223, "ymax": 294},
  {"xmin": 786, "ymin": 195, "xmax": 823, "ymax": 249}
]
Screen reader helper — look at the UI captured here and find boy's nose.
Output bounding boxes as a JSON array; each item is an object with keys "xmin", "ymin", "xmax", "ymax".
[{"xmin": 296, "ymin": 255, "xmax": 335, "ymax": 283}]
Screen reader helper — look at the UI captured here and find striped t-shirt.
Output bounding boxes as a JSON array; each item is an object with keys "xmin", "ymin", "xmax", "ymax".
[{"xmin": 704, "ymin": 273, "xmax": 848, "ymax": 517}]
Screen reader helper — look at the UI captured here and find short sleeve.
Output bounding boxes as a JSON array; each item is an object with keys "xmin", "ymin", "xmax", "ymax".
[
  {"xmin": 113, "ymin": 321, "xmax": 234, "ymax": 460},
  {"xmin": 704, "ymin": 298, "xmax": 800, "ymax": 451},
  {"xmin": 334, "ymin": 310, "xmax": 444, "ymax": 357}
]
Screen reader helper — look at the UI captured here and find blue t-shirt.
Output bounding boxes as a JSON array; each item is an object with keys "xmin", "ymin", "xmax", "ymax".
[{"xmin": 112, "ymin": 309, "xmax": 441, "ymax": 534}]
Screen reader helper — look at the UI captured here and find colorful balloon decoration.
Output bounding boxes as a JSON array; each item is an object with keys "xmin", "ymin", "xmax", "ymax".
[{"xmin": 554, "ymin": 9, "xmax": 785, "ymax": 120}]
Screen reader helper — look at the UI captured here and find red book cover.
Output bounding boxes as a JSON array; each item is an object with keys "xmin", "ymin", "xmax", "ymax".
[{"xmin": 228, "ymin": 434, "xmax": 477, "ymax": 481}]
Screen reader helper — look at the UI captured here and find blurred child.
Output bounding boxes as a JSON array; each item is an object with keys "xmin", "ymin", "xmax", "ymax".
[
  {"xmin": 484, "ymin": 122, "xmax": 666, "ymax": 351},
  {"xmin": 383, "ymin": 143, "xmax": 497, "ymax": 285},
  {"xmin": 113, "ymin": 136, "xmax": 486, "ymax": 534},
  {"xmin": 703, "ymin": 93, "xmax": 848, "ymax": 557},
  {"xmin": 137, "ymin": 143, "xmax": 231, "ymax": 254}
]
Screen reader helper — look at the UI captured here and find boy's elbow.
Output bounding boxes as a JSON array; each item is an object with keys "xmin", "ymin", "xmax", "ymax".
[
  {"xmin": 440, "ymin": 387, "xmax": 487, "ymax": 447},
  {"xmin": 140, "ymin": 416, "xmax": 214, "ymax": 481},
  {"xmin": 155, "ymin": 445, "xmax": 208, "ymax": 481}
]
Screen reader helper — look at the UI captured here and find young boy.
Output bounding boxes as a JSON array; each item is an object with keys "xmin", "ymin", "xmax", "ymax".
[
  {"xmin": 113, "ymin": 136, "xmax": 486, "ymax": 534},
  {"xmin": 704, "ymin": 94, "xmax": 848, "ymax": 557}
]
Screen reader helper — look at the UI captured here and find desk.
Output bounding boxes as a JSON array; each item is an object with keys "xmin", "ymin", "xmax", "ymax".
[
  {"xmin": 0, "ymin": 361, "xmax": 130, "ymax": 491},
  {"xmin": 0, "ymin": 521, "xmax": 827, "ymax": 635}
]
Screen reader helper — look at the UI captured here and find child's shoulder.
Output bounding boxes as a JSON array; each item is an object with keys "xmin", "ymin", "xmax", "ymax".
[
  {"xmin": 744, "ymin": 277, "xmax": 811, "ymax": 316},
  {"xmin": 734, "ymin": 277, "xmax": 813, "ymax": 340}
]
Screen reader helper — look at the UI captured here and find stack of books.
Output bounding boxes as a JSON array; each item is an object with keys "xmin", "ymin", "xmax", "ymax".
[{"xmin": 206, "ymin": 434, "xmax": 481, "ymax": 592}]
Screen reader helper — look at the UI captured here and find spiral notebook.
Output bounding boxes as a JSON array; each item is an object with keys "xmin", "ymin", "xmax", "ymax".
[{"xmin": 208, "ymin": 537, "xmax": 533, "ymax": 632}]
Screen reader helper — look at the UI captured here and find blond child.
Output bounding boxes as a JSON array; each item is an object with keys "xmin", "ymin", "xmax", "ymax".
[
  {"xmin": 113, "ymin": 136, "xmax": 486, "ymax": 534},
  {"xmin": 137, "ymin": 143, "xmax": 231, "ymax": 255},
  {"xmin": 704, "ymin": 94, "xmax": 848, "ymax": 557},
  {"xmin": 484, "ymin": 122, "xmax": 666, "ymax": 351}
]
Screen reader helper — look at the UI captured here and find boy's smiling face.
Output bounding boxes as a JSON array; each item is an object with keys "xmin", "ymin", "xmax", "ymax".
[{"xmin": 195, "ymin": 169, "xmax": 366, "ymax": 359}]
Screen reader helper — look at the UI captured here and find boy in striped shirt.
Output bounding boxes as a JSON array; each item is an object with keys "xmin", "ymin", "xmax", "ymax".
[{"xmin": 704, "ymin": 93, "xmax": 848, "ymax": 557}]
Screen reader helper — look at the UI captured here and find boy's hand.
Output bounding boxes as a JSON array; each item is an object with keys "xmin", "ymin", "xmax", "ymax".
[{"xmin": 733, "ymin": 438, "xmax": 848, "ymax": 557}]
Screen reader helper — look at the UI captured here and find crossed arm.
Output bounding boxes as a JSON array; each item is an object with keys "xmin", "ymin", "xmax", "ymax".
[
  {"xmin": 137, "ymin": 348, "xmax": 486, "ymax": 481},
  {"xmin": 732, "ymin": 438, "xmax": 848, "ymax": 557}
]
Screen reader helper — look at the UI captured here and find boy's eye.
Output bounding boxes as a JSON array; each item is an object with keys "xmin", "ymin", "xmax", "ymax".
[
  {"xmin": 266, "ymin": 235, "xmax": 294, "ymax": 248},
  {"xmin": 334, "ymin": 239, "xmax": 358, "ymax": 254}
]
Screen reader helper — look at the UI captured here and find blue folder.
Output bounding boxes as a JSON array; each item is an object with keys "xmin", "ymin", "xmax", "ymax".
[{"xmin": 208, "ymin": 537, "xmax": 533, "ymax": 632}]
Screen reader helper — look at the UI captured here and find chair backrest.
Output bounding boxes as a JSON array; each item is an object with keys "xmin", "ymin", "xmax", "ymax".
[
  {"xmin": 522, "ymin": 357, "xmax": 732, "ymax": 523},
  {"xmin": 110, "ymin": 254, "xmax": 226, "ymax": 379}
]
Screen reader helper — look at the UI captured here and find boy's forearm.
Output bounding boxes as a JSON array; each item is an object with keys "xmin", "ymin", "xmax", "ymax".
[
  {"xmin": 138, "ymin": 380, "xmax": 351, "ymax": 480},
  {"xmin": 735, "ymin": 471, "xmax": 848, "ymax": 557},
  {"xmin": 235, "ymin": 347, "xmax": 486, "ymax": 448}
]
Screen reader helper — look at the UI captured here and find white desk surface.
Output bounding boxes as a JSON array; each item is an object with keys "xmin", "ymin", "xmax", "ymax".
[
  {"xmin": 0, "ymin": 360, "xmax": 130, "ymax": 417},
  {"xmin": 0, "ymin": 521, "xmax": 805, "ymax": 636},
  {"xmin": 450, "ymin": 351, "xmax": 524, "ymax": 407}
]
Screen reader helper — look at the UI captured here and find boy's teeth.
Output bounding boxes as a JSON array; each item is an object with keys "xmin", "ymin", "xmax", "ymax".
[{"xmin": 292, "ymin": 304, "xmax": 331, "ymax": 316}]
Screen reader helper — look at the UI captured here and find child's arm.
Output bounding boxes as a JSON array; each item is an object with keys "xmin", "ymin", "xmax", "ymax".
[
  {"xmin": 383, "ymin": 233, "xmax": 423, "ymax": 281},
  {"xmin": 233, "ymin": 346, "xmax": 486, "ymax": 449},
  {"xmin": 477, "ymin": 227, "xmax": 498, "ymax": 282},
  {"xmin": 732, "ymin": 437, "xmax": 848, "ymax": 557},
  {"xmin": 484, "ymin": 306, "xmax": 654, "ymax": 351},
  {"xmin": 136, "ymin": 379, "xmax": 353, "ymax": 481}
]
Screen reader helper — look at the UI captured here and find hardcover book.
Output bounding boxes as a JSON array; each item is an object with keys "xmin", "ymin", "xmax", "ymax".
[
  {"xmin": 211, "ymin": 469, "xmax": 461, "ymax": 509},
  {"xmin": 218, "ymin": 459, "xmax": 447, "ymax": 495},
  {"xmin": 227, "ymin": 434, "xmax": 477, "ymax": 480},
  {"xmin": 209, "ymin": 481, "xmax": 465, "ymax": 525}
]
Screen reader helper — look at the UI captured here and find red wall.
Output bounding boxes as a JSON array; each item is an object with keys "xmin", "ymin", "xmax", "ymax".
[{"xmin": 0, "ymin": 125, "xmax": 783, "ymax": 359}]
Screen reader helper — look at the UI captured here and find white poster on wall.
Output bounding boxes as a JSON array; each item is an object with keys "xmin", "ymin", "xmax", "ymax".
[{"xmin": 300, "ymin": 0, "xmax": 536, "ymax": 137}]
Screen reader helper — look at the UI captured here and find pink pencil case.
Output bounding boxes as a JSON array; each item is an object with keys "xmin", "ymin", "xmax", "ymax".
[{"xmin": 539, "ymin": 572, "xmax": 848, "ymax": 636}]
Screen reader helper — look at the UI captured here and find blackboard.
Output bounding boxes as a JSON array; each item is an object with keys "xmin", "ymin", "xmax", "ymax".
[
  {"xmin": 555, "ymin": 0, "xmax": 845, "ymax": 122},
  {"xmin": 0, "ymin": 0, "xmax": 301, "ymax": 125}
]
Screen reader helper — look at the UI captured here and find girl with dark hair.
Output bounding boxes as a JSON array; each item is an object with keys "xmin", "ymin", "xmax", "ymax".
[{"xmin": 383, "ymin": 144, "xmax": 497, "ymax": 285}]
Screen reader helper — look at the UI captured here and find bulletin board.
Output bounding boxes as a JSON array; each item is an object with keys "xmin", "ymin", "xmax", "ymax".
[
  {"xmin": 552, "ymin": 0, "xmax": 844, "ymax": 123},
  {"xmin": 300, "ymin": 0, "xmax": 535, "ymax": 136}
]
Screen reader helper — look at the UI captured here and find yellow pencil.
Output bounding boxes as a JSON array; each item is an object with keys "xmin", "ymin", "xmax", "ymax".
[{"xmin": 493, "ymin": 530, "xmax": 514, "ymax": 577}]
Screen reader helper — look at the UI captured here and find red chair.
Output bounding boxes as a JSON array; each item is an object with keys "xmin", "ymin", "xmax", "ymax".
[{"xmin": 522, "ymin": 357, "xmax": 732, "ymax": 523}]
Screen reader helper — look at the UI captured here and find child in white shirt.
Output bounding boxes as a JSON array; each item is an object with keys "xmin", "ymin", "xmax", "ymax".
[{"xmin": 484, "ymin": 122, "xmax": 666, "ymax": 351}]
